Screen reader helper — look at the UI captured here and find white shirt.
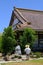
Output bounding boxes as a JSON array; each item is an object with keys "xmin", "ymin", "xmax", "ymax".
[
  {"xmin": 15, "ymin": 45, "xmax": 21, "ymax": 55},
  {"xmin": 25, "ymin": 48, "xmax": 31, "ymax": 54}
]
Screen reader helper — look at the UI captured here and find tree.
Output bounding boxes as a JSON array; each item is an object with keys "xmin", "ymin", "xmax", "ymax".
[
  {"xmin": 0, "ymin": 34, "xmax": 2, "ymax": 52},
  {"xmin": 19, "ymin": 28, "xmax": 36, "ymax": 53},
  {"xmin": 2, "ymin": 26, "xmax": 16, "ymax": 55}
]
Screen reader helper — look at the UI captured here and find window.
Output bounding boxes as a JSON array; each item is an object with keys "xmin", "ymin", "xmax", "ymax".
[
  {"xmin": 12, "ymin": 18, "xmax": 22, "ymax": 29},
  {"xmin": 12, "ymin": 18, "xmax": 19, "ymax": 26},
  {"xmin": 12, "ymin": 18, "xmax": 19, "ymax": 29},
  {"xmin": 12, "ymin": 25, "xmax": 16, "ymax": 30}
]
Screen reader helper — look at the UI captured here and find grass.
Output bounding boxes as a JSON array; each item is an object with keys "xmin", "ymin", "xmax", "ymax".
[{"xmin": 1, "ymin": 59, "xmax": 43, "ymax": 65}]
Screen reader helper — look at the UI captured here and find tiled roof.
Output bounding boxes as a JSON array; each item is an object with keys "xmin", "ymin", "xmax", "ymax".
[
  {"xmin": 16, "ymin": 7, "xmax": 43, "ymax": 30},
  {"xmin": 10, "ymin": 7, "xmax": 43, "ymax": 31}
]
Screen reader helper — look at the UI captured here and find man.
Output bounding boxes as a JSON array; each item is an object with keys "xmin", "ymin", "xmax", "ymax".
[
  {"xmin": 24, "ymin": 45, "xmax": 31, "ymax": 60},
  {"xmin": 15, "ymin": 44, "xmax": 21, "ymax": 55}
]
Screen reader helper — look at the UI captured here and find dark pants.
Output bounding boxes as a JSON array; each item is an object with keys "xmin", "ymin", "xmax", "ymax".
[{"xmin": 26, "ymin": 54, "xmax": 30, "ymax": 60}]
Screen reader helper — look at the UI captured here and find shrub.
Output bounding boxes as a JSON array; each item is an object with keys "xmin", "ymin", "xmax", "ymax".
[
  {"xmin": 2, "ymin": 26, "xmax": 16, "ymax": 55},
  {"xmin": 19, "ymin": 28, "xmax": 36, "ymax": 53},
  {"xmin": 30, "ymin": 52, "xmax": 41, "ymax": 58},
  {"xmin": 34, "ymin": 52, "xmax": 41, "ymax": 58},
  {"xmin": 41, "ymin": 53, "xmax": 43, "ymax": 57},
  {"xmin": 18, "ymin": 56, "xmax": 22, "ymax": 59},
  {"xmin": 0, "ymin": 34, "xmax": 2, "ymax": 52},
  {"xmin": 14, "ymin": 55, "xmax": 19, "ymax": 58},
  {"xmin": 14, "ymin": 55, "xmax": 22, "ymax": 59}
]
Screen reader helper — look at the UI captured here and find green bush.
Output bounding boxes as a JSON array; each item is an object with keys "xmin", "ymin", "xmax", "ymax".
[
  {"xmin": 41, "ymin": 53, "xmax": 43, "ymax": 57},
  {"xmin": 0, "ymin": 34, "xmax": 2, "ymax": 52},
  {"xmin": 14, "ymin": 55, "xmax": 19, "ymax": 58},
  {"xmin": 30, "ymin": 52, "xmax": 41, "ymax": 58},
  {"xmin": 34, "ymin": 52, "xmax": 41, "ymax": 58},
  {"xmin": 19, "ymin": 28, "xmax": 36, "ymax": 53},
  {"xmin": 14, "ymin": 55, "xmax": 22, "ymax": 59},
  {"xmin": 2, "ymin": 26, "xmax": 16, "ymax": 55},
  {"xmin": 18, "ymin": 56, "xmax": 22, "ymax": 59}
]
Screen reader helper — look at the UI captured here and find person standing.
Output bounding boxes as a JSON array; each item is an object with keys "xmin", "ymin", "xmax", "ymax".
[
  {"xmin": 15, "ymin": 44, "xmax": 21, "ymax": 56},
  {"xmin": 24, "ymin": 45, "xmax": 31, "ymax": 60}
]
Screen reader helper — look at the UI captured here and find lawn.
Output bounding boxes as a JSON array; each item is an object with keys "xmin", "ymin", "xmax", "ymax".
[{"xmin": 1, "ymin": 59, "xmax": 43, "ymax": 65}]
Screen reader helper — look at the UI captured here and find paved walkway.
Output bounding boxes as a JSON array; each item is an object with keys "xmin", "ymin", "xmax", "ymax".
[
  {"xmin": 0, "ymin": 57, "xmax": 43, "ymax": 64},
  {"xmin": 0, "ymin": 54, "xmax": 43, "ymax": 64}
]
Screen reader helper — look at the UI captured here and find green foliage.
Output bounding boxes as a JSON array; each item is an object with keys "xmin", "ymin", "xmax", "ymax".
[
  {"xmin": 19, "ymin": 28, "xmax": 36, "ymax": 53},
  {"xmin": 34, "ymin": 52, "xmax": 41, "ymax": 58},
  {"xmin": 23, "ymin": 28, "xmax": 36, "ymax": 43},
  {"xmin": 0, "ymin": 34, "xmax": 2, "ymax": 52},
  {"xmin": 41, "ymin": 53, "xmax": 43, "ymax": 57},
  {"xmin": 32, "ymin": 52, "xmax": 41, "ymax": 58},
  {"xmin": 30, "ymin": 52, "xmax": 41, "ymax": 58},
  {"xmin": 14, "ymin": 55, "xmax": 18, "ymax": 58},
  {"xmin": 14, "ymin": 55, "xmax": 22, "ymax": 59},
  {"xmin": 2, "ymin": 26, "xmax": 16, "ymax": 55}
]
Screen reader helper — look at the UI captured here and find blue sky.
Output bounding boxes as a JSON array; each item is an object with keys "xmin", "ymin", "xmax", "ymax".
[{"xmin": 0, "ymin": 0, "xmax": 43, "ymax": 33}]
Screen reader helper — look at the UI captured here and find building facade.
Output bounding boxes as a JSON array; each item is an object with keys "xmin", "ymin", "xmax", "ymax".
[{"xmin": 9, "ymin": 7, "xmax": 43, "ymax": 51}]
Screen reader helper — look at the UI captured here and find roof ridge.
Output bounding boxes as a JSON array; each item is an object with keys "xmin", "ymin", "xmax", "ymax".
[
  {"xmin": 15, "ymin": 8, "xmax": 28, "ymax": 22},
  {"xmin": 14, "ymin": 7, "xmax": 31, "ymax": 24},
  {"xmin": 14, "ymin": 7, "xmax": 43, "ymax": 13}
]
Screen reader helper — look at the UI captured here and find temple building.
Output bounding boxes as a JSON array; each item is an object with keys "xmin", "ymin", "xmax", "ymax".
[{"xmin": 9, "ymin": 7, "xmax": 43, "ymax": 51}]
